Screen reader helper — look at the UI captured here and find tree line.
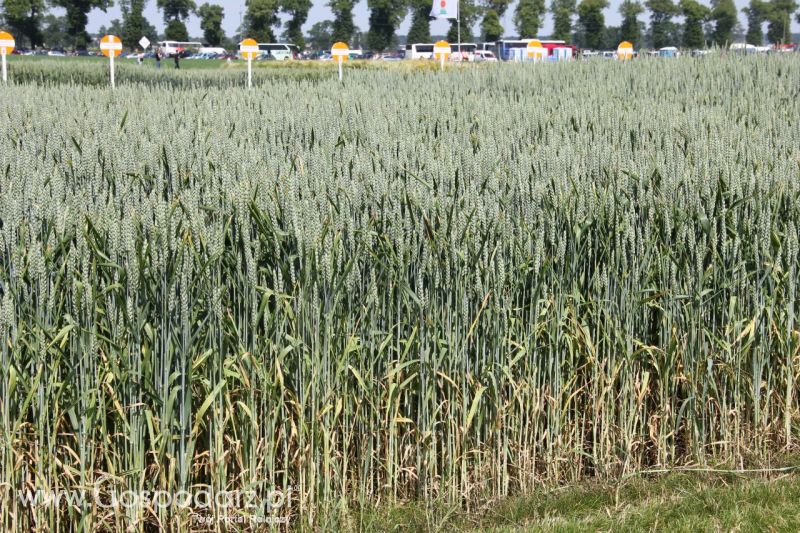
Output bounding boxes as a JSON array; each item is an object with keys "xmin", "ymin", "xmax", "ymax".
[{"xmin": 1, "ymin": 0, "xmax": 798, "ymax": 52}]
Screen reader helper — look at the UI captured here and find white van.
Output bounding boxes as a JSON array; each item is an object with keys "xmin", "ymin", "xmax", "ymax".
[
  {"xmin": 158, "ymin": 41, "xmax": 202, "ymax": 57},
  {"xmin": 405, "ymin": 43, "xmax": 435, "ymax": 60},
  {"xmin": 257, "ymin": 43, "xmax": 299, "ymax": 60},
  {"xmin": 198, "ymin": 47, "xmax": 226, "ymax": 56},
  {"xmin": 473, "ymin": 50, "xmax": 498, "ymax": 62}
]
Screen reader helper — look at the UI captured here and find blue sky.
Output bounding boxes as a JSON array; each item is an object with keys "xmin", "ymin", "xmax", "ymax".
[{"xmin": 83, "ymin": 0, "xmax": 797, "ymax": 40}]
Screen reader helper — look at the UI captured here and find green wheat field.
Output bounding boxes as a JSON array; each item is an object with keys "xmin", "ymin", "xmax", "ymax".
[{"xmin": 0, "ymin": 56, "xmax": 799, "ymax": 531}]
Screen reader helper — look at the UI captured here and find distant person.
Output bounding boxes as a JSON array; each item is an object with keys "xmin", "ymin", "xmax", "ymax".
[
  {"xmin": 174, "ymin": 49, "xmax": 181, "ymax": 69},
  {"xmin": 155, "ymin": 47, "xmax": 162, "ymax": 69}
]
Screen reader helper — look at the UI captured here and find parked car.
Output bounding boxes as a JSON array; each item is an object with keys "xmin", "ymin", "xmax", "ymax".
[
  {"xmin": 199, "ymin": 47, "xmax": 227, "ymax": 56},
  {"xmin": 473, "ymin": 50, "xmax": 498, "ymax": 62},
  {"xmin": 256, "ymin": 43, "xmax": 298, "ymax": 61},
  {"xmin": 47, "ymin": 49, "xmax": 67, "ymax": 57},
  {"xmin": 188, "ymin": 52, "xmax": 220, "ymax": 59},
  {"xmin": 658, "ymin": 46, "xmax": 679, "ymax": 57}
]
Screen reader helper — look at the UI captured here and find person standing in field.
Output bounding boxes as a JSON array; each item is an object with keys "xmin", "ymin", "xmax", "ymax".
[
  {"xmin": 174, "ymin": 48, "xmax": 182, "ymax": 69},
  {"xmin": 155, "ymin": 47, "xmax": 162, "ymax": 69}
]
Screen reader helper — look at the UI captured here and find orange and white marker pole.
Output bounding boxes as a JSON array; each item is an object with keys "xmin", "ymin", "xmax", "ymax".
[
  {"xmin": 526, "ymin": 40, "xmax": 546, "ymax": 62},
  {"xmin": 434, "ymin": 40, "xmax": 451, "ymax": 72},
  {"xmin": 331, "ymin": 42, "xmax": 349, "ymax": 82},
  {"xmin": 100, "ymin": 35, "xmax": 123, "ymax": 88},
  {"xmin": 0, "ymin": 32, "xmax": 15, "ymax": 84},
  {"xmin": 239, "ymin": 38, "xmax": 259, "ymax": 88},
  {"xmin": 617, "ymin": 41, "xmax": 634, "ymax": 60}
]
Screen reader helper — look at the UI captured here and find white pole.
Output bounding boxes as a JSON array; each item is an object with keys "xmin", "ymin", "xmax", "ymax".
[
  {"xmin": 457, "ymin": 0, "xmax": 461, "ymax": 58},
  {"xmin": 1, "ymin": 49, "xmax": 6, "ymax": 84},
  {"xmin": 110, "ymin": 53, "xmax": 115, "ymax": 89},
  {"xmin": 440, "ymin": 53, "xmax": 444, "ymax": 71},
  {"xmin": 338, "ymin": 56, "xmax": 343, "ymax": 82},
  {"xmin": 247, "ymin": 57, "xmax": 252, "ymax": 88}
]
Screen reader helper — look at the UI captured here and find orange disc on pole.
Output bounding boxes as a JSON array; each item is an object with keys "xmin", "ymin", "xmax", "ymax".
[
  {"xmin": 434, "ymin": 40, "xmax": 451, "ymax": 61},
  {"xmin": 617, "ymin": 41, "xmax": 634, "ymax": 60},
  {"xmin": 100, "ymin": 35, "xmax": 122, "ymax": 58},
  {"xmin": 331, "ymin": 42, "xmax": 350, "ymax": 61},
  {"xmin": 0, "ymin": 31, "xmax": 15, "ymax": 55},
  {"xmin": 240, "ymin": 38, "xmax": 259, "ymax": 60},
  {"xmin": 527, "ymin": 40, "xmax": 546, "ymax": 60}
]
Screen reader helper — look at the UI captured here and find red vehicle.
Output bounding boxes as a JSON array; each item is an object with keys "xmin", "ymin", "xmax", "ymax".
[{"xmin": 540, "ymin": 41, "xmax": 579, "ymax": 60}]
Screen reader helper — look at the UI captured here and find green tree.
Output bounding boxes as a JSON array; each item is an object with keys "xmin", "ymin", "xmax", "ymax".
[
  {"xmin": 366, "ymin": 0, "xmax": 406, "ymax": 52},
  {"xmin": 577, "ymin": 0, "xmax": 608, "ymax": 49},
  {"xmin": 307, "ymin": 20, "xmax": 333, "ymax": 50},
  {"xmin": 515, "ymin": 0, "xmax": 547, "ymax": 37},
  {"xmin": 742, "ymin": 0, "xmax": 766, "ymax": 43},
  {"xmin": 163, "ymin": 18, "xmax": 187, "ymax": 39},
  {"xmin": 680, "ymin": 0, "xmax": 710, "ymax": 48},
  {"xmin": 51, "ymin": 0, "xmax": 114, "ymax": 49},
  {"xmin": 157, "ymin": 0, "xmax": 194, "ymax": 20},
  {"xmin": 351, "ymin": 26, "xmax": 364, "ymax": 48},
  {"xmin": 551, "ymin": 0, "xmax": 577, "ymax": 42},
  {"xmin": 329, "ymin": 0, "xmax": 355, "ymax": 43},
  {"xmin": 488, "ymin": 0, "xmax": 513, "ymax": 15},
  {"xmin": 196, "ymin": 3, "xmax": 224, "ymax": 45},
  {"xmin": 245, "ymin": 0, "xmax": 279, "ymax": 42},
  {"xmin": 646, "ymin": 0, "xmax": 679, "ymax": 48},
  {"xmin": 2, "ymin": 0, "xmax": 45, "ymax": 47},
  {"xmin": 447, "ymin": 0, "xmax": 479, "ymax": 42},
  {"xmin": 482, "ymin": 9, "xmax": 504, "ymax": 40},
  {"xmin": 482, "ymin": 0, "xmax": 513, "ymax": 41},
  {"xmin": 732, "ymin": 19, "xmax": 745, "ymax": 40},
  {"xmin": 602, "ymin": 24, "xmax": 621, "ymax": 47},
  {"xmin": 97, "ymin": 18, "xmax": 124, "ymax": 46},
  {"xmin": 710, "ymin": 0, "xmax": 737, "ymax": 45},
  {"xmin": 282, "ymin": 0, "xmax": 311, "ymax": 48},
  {"xmin": 98, "ymin": 18, "xmax": 124, "ymax": 34},
  {"xmin": 157, "ymin": 0, "xmax": 194, "ymax": 41},
  {"xmin": 619, "ymin": 0, "xmax": 644, "ymax": 45},
  {"xmin": 121, "ymin": 0, "xmax": 158, "ymax": 49},
  {"xmin": 41, "ymin": 13, "xmax": 69, "ymax": 47},
  {"xmin": 407, "ymin": 0, "xmax": 431, "ymax": 44},
  {"xmin": 765, "ymin": 0, "xmax": 797, "ymax": 43}
]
